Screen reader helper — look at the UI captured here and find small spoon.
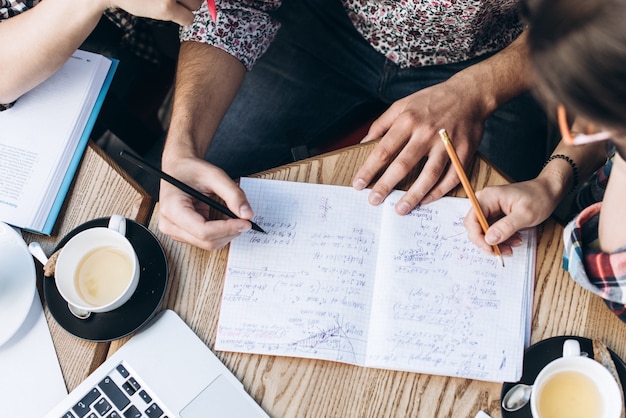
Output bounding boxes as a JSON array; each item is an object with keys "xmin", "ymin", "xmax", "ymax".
[
  {"xmin": 28, "ymin": 242, "xmax": 90, "ymax": 319},
  {"xmin": 501, "ymin": 350, "xmax": 589, "ymax": 412},
  {"xmin": 66, "ymin": 304, "xmax": 91, "ymax": 320},
  {"xmin": 501, "ymin": 383, "xmax": 533, "ymax": 412},
  {"xmin": 28, "ymin": 241, "xmax": 48, "ymax": 266},
  {"xmin": 28, "ymin": 241, "xmax": 61, "ymax": 277}
]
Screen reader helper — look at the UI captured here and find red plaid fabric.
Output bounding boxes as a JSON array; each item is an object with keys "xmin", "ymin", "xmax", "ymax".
[{"xmin": 563, "ymin": 200, "xmax": 626, "ymax": 323}]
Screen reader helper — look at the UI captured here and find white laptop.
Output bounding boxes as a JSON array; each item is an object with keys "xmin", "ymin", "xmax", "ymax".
[{"xmin": 46, "ymin": 310, "xmax": 269, "ymax": 418}]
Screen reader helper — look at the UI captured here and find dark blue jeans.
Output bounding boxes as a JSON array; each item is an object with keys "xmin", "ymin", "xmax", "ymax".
[{"xmin": 206, "ymin": 0, "xmax": 553, "ymax": 182}]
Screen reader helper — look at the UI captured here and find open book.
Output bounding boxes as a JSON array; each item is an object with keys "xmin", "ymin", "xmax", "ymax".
[
  {"xmin": 0, "ymin": 50, "xmax": 116, "ymax": 234},
  {"xmin": 216, "ymin": 178, "xmax": 536, "ymax": 383}
]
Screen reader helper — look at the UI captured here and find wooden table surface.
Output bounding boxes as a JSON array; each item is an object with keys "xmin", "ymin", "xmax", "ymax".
[
  {"xmin": 32, "ymin": 141, "xmax": 626, "ymax": 417},
  {"xmin": 139, "ymin": 141, "xmax": 626, "ymax": 418}
]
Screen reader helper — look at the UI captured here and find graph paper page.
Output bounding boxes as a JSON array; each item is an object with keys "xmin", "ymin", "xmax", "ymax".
[
  {"xmin": 216, "ymin": 179, "xmax": 535, "ymax": 381},
  {"xmin": 366, "ymin": 195, "xmax": 534, "ymax": 382},
  {"xmin": 216, "ymin": 178, "xmax": 382, "ymax": 365}
]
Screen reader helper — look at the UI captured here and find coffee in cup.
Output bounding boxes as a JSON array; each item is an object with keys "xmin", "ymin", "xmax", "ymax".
[
  {"xmin": 530, "ymin": 339, "xmax": 623, "ymax": 418},
  {"xmin": 55, "ymin": 215, "xmax": 139, "ymax": 318},
  {"xmin": 74, "ymin": 245, "xmax": 134, "ymax": 306}
]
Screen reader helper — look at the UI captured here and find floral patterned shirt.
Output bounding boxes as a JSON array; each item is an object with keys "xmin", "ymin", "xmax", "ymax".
[{"xmin": 181, "ymin": 0, "xmax": 524, "ymax": 70}]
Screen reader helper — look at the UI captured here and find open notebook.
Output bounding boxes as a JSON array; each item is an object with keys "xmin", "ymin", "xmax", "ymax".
[
  {"xmin": 216, "ymin": 178, "xmax": 536, "ymax": 383},
  {"xmin": 45, "ymin": 310, "xmax": 268, "ymax": 418},
  {"xmin": 0, "ymin": 50, "xmax": 116, "ymax": 234}
]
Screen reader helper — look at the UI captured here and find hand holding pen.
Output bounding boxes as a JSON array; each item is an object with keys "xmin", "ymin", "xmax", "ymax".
[
  {"xmin": 439, "ymin": 129, "xmax": 505, "ymax": 267},
  {"xmin": 121, "ymin": 151, "xmax": 264, "ymax": 232},
  {"xmin": 121, "ymin": 151, "xmax": 265, "ymax": 251}
]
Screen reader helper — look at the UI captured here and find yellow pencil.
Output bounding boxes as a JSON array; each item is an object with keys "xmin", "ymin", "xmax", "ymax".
[{"xmin": 438, "ymin": 129, "xmax": 505, "ymax": 267}]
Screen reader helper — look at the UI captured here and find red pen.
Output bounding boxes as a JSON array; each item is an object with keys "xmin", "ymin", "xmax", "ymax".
[{"xmin": 207, "ymin": 0, "xmax": 217, "ymax": 21}]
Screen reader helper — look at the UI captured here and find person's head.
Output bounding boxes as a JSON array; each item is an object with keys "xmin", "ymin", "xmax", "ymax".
[{"xmin": 522, "ymin": 0, "xmax": 626, "ymax": 153}]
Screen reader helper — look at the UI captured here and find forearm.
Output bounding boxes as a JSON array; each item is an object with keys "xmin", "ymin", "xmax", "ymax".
[
  {"xmin": 536, "ymin": 140, "xmax": 608, "ymax": 203},
  {"xmin": 162, "ymin": 41, "xmax": 246, "ymax": 169},
  {"xmin": 445, "ymin": 31, "xmax": 533, "ymax": 119},
  {"xmin": 472, "ymin": 141, "xmax": 607, "ymax": 250},
  {"xmin": 0, "ymin": 0, "xmax": 108, "ymax": 103},
  {"xmin": 598, "ymin": 153, "xmax": 626, "ymax": 252}
]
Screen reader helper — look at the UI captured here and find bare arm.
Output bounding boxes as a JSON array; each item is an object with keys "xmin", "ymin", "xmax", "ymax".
[
  {"xmin": 163, "ymin": 41, "xmax": 246, "ymax": 164},
  {"xmin": 0, "ymin": 0, "xmax": 200, "ymax": 103},
  {"xmin": 599, "ymin": 152, "xmax": 626, "ymax": 252},
  {"xmin": 353, "ymin": 32, "xmax": 534, "ymax": 213},
  {"xmin": 465, "ymin": 139, "xmax": 608, "ymax": 255},
  {"xmin": 158, "ymin": 41, "xmax": 255, "ymax": 250}
]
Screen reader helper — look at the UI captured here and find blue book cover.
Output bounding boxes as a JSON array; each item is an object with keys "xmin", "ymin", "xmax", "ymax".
[{"xmin": 39, "ymin": 56, "xmax": 119, "ymax": 235}]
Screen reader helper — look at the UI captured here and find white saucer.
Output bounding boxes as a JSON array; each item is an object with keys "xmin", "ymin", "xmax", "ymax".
[{"xmin": 0, "ymin": 222, "xmax": 36, "ymax": 347}]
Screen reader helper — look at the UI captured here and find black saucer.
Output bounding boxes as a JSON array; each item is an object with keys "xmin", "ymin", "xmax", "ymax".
[
  {"xmin": 43, "ymin": 217, "xmax": 168, "ymax": 342},
  {"xmin": 500, "ymin": 335, "xmax": 626, "ymax": 417}
]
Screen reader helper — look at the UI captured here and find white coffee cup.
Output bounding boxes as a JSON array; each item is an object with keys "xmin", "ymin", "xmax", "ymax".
[
  {"xmin": 54, "ymin": 215, "xmax": 139, "ymax": 318},
  {"xmin": 530, "ymin": 339, "xmax": 623, "ymax": 418}
]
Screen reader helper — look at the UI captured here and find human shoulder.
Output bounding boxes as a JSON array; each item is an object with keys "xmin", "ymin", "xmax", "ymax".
[{"xmin": 563, "ymin": 202, "xmax": 626, "ymax": 322}]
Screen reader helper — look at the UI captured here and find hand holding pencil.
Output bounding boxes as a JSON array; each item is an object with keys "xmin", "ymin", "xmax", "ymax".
[{"xmin": 438, "ymin": 129, "xmax": 505, "ymax": 267}]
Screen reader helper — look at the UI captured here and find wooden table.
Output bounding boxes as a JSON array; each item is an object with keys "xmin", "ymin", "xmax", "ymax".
[
  {"xmin": 138, "ymin": 141, "xmax": 626, "ymax": 418},
  {"xmin": 22, "ymin": 143, "xmax": 153, "ymax": 392},
  {"xmin": 34, "ymin": 141, "xmax": 626, "ymax": 417}
]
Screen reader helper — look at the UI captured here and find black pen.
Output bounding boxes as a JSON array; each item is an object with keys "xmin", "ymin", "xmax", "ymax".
[{"xmin": 119, "ymin": 150, "xmax": 266, "ymax": 233}]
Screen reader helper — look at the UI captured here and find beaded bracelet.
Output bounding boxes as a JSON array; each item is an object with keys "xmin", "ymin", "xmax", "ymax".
[{"xmin": 543, "ymin": 154, "xmax": 579, "ymax": 194}]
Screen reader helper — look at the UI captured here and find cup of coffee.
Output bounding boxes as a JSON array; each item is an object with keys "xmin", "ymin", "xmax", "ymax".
[
  {"xmin": 54, "ymin": 215, "xmax": 139, "ymax": 318},
  {"xmin": 530, "ymin": 339, "xmax": 623, "ymax": 418}
]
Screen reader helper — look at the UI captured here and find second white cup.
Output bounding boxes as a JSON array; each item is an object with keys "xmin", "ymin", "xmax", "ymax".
[
  {"xmin": 54, "ymin": 215, "xmax": 139, "ymax": 318},
  {"xmin": 530, "ymin": 339, "xmax": 622, "ymax": 418}
]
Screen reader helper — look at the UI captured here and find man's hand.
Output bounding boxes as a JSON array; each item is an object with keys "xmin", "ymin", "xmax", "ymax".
[
  {"xmin": 158, "ymin": 157, "xmax": 254, "ymax": 251},
  {"xmin": 352, "ymin": 32, "xmax": 533, "ymax": 215},
  {"xmin": 352, "ymin": 79, "xmax": 486, "ymax": 214}
]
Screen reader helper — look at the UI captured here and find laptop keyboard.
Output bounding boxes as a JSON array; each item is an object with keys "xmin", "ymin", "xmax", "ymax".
[{"xmin": 58, "ymin": 362, "xmax": 168, "ymax": 418}]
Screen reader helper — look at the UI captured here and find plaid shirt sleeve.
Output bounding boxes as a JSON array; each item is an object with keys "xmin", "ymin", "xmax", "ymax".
[
  {"xmin": 573, "ymin": 152, "xmax": 613, "ymax": 213},
  {"xmin": 0, "ymin": 0, "xmax": 38, "ymax": 19},
  {"xmin": 179, "ymin": 0, "xmax": 281, "ymax": 71},
  {"xmin": 1, "ymin": 0, "xmax": 39, "ymax": 110},
  {"xmin": 563, "ymin": 202, "xmax": 626, "ymax": 323}
]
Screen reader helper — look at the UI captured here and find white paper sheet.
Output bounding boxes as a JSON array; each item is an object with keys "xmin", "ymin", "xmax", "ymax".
[{"xmin": 0, "ymin": 292, "xmax": 67, "ymax": 418}]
